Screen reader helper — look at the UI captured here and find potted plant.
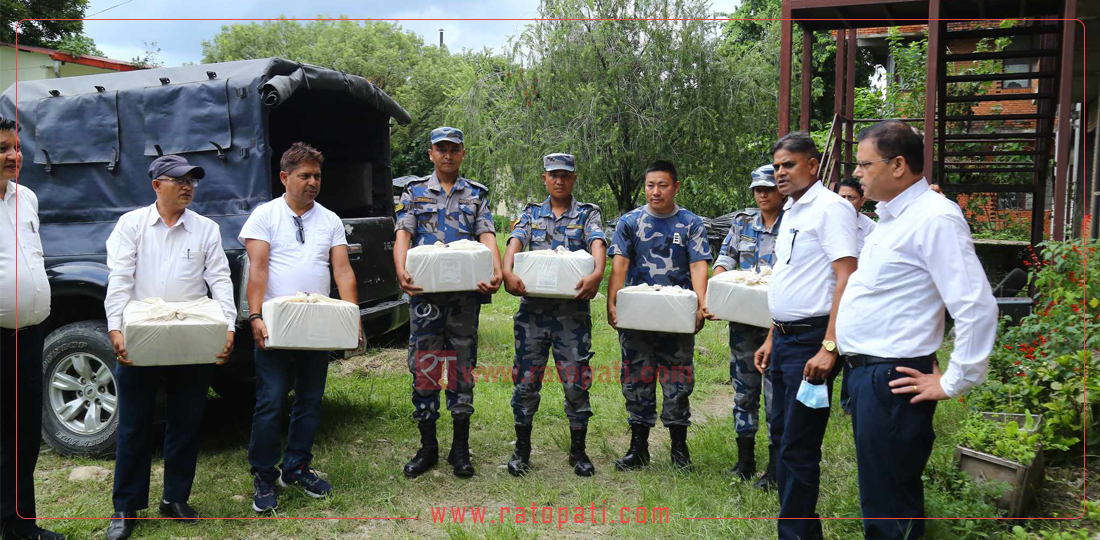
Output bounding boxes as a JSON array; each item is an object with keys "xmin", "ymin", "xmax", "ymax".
[{"xmin": 954, "ymin": 411, "xmax": 1045, "ymax": 518}]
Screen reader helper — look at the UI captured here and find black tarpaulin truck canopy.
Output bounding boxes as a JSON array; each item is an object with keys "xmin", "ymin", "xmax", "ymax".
[{"xmin": 0, "ymin": 57, "xmax": 412, "ymax": 257}]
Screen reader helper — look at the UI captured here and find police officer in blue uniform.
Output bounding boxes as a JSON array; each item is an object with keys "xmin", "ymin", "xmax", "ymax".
[
  {"xmin": 393, "ymin": 127, "xmax": 503, "ymax": 479},
  {"xmin": 502, "ymin": 153, "xmax": 605, "ymax": 477}
]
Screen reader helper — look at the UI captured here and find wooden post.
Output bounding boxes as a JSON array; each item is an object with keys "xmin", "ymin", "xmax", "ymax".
[
  {"xmin": 833, "ymin": 29, "xmax": 846, "ymax": 185},
  {"xmin": 923, "ymin": 0, "xmax": 941, "ymax": 182},
  {"xmin": 845, "ymin": 28, "xmax": 857, "ymax": 180},
  {"xmin": 779, "ymin": 1, "xmax": 793, "ymax": 137},
  {"xmin": 801, "ymin": 26, "xmax": 813, "ymax": 132},
  {"xmin": 1052, "ymin": 0, "xmax": 1078, "ymax": 241}
]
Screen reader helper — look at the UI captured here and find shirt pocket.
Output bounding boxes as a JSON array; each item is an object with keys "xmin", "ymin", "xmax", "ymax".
[
  {"xmin": 531, "ymin": 227, "xmax": 549, "ymax": 248},
  {"xmin": 564, "ymin": 226, "xmax": 586, "ymax": 250},
  {"xmin": 18, "ymin": 217, "xmax": 44, "ymax": 259},
  {"xmin": 179, "ymin": 244, "xmax": 205, "ymax": 281},
  {"xmin": 414, "ymin": 207, "xmax": 437, "ymax": 235},
  {"xmin": 856, "ymin": 243, "xmax": 902, "ymax": 289},
  {"xmin": 458, "ymin": 204, "xmax": 478, "ymax": 234},
  {"xmin": 776, "ymin": 228, "xmax": 811, "ymax": 267}
]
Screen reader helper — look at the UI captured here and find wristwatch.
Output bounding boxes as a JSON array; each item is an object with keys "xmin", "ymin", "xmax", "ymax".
[{"xmin": 821, "ymin": 339, "xmax": 837, "ymax": 353}]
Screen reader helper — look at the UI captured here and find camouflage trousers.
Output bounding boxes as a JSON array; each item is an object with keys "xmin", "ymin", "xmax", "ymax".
[
  {"xmin": 618, "ymin": 330, "xmax": 695, "ymax": 427},
  {"xmin": 511, "ymin": 308, "xmax": 594, "ymax": 428},
  {"xmin": 406, "ymin": 297, "xmax": 481, "ymax": 422},
  {"xmin": 729, "ymin": 323, "xmax": 774, "ymax": 438}
]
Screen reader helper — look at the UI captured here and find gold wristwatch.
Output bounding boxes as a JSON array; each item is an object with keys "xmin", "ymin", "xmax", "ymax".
[{"xmin": 822, "ymin": 340, "xmax": 837, "ymax": 353}]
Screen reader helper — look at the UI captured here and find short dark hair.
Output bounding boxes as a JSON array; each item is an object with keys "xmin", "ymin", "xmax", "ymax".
[
  {"xmin": 839, "ymin": 178, "xmax": 864, "ymax": 197},
  {"xmin": 645, "ymin": 160, "xmax": 678, "ymax": 182},
  {"xmin": 280, "ymin": 142, "xmax": 324, "ymax": 173},
  {"xmin": 857, "ymin": 121, "xmax": 924, "ymax": 174},
  {"xmin": 770, "ymin": 131, "xmax": 819, "ymax": 159},
  {"xmin": 0, "ymin": 116, "xmax": 18, "ymax": 133}
]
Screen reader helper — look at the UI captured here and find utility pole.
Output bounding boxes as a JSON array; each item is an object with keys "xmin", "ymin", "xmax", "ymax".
[{"xmin": 439, "ymin": 29, "xmax": 444, "ymax": 47}]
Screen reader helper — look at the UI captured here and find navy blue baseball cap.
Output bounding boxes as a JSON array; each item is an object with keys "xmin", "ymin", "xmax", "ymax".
[{"xmin": 148, "ymin": 155, "xmax": 205, "ymax": 180}]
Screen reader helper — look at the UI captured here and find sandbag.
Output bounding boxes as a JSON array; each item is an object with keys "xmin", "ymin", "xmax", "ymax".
[
  {"xmin": 263, "ymin": 292, "xmax": 359, "ymax": 350},
  {"xmin": 406, "ymin": 240, "xmax": 493, "ymax": 293},
  {"xmin": 513, "ymin": 246, "xmax": 595, "ymax": 299},
  {"xmin": 706, "ymin": 269, "xmax": 772, "ymax": 328},
  {"xmin": 616, "ymin": 284, "xmax": 698, "ymax": 334},
  {"xmin": 122, "ymin": 297, "xmax": 227, "ymax": 366}
]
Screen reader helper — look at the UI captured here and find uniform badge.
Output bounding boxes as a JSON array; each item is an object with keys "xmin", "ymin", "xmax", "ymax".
[
  {"xmin": 739, "ymin": 234, "xmax": 754, "ymax": 243},
  {"xmin": 459, "ymin": 198, "xmax": 479, "ymax": 205},
  {"xmin": 673, "ymin": 232, "xmax": 683, "ymax": 245},
  {"xmin": 566, "ymin": 224, "xmax": 583, "ymax": 229},
  {"xmin": 415, "ymin": 196, "xmax": 436, "ymax": 203}
]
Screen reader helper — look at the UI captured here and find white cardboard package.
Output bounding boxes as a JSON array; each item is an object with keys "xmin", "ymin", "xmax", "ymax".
[
  {"xmin": 616, "ymin": 284, "xmax": 698, "ymax": 334},
  {"xmin": 122, "ymin": 297, "xmax": 227, "ymax": 366},
  {"xmin": 513, "ymin": 247, "xmax": 595, "ymax": 299},
  {"xmin": 263, "ymin": 293, "xmax": 359, "ymax": 350},
  {"xmin": 706, "ymin": 269, "xmax": 772, "ymax": 328},
  {"xmin": 405, "ymin": 240, "xmax": 493, "ymax": 293}
]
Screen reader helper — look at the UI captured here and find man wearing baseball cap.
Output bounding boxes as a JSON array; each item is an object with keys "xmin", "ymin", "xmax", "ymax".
[
  {"xmin": 705, "ymin": 164, "xmax": 785, "ymax": 489},
  {"xmin": 394, "ymin": 127, "xmax": 503, "ymax": 479},
  {"xmin": 103, "ymin": 155, "xmax": 236, "ymax": 539},
  {"xmin": 501, "ymin": 153, "xmax": 605, "ymax": 477}
]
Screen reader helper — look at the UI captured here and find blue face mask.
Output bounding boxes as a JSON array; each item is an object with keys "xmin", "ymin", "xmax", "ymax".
[{"xmin": 796, "ymin": 378, "xmax": 830, "ymax": 409}]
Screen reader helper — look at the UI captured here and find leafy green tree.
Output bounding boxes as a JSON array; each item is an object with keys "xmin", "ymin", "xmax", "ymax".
[{"xmin": 2, "ymin": 0, "xmax": 89, "ymax": 48}]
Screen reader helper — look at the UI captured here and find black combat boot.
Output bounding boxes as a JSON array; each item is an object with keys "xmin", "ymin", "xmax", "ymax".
[
  {"xmin": 568, "ymin": 426, "xmax": 596, "ymax": 477},
  {"xmin": 446, "ymin": 417, "xmax": 475, "ymax": 478},
  {"xmin": 614, "ymin": 424, "xmax": 651, "ymax": 471},
  {"xmin": 754, "ymin": 444, "xmax": 778, "ymax": 490},
  {"xmin": 669, "ymin": 425, "xmax": 692, "ymax": 470},
  {"xmin": 403, "ymin": 420, "xmax": 438, "ymax": 478},
  {"xmin": 507, "ymin": 424, "xmax": 533, "ymax": 477},
  {"xmin": 730, "ymin": 436, "xmax": 756, "ymax": 481}
]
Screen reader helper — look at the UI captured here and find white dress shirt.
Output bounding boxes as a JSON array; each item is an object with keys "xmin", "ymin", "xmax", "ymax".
[
  {"xmin": 0, "ymin": 182, "xmax": 51, "ymax": 329},
  {"xmin": 836, "ymin": 179, "xmax": 998, "ymax": 397},
  {"xmin": 856, "ymin": 212, "xmax": 877, "ymax": 254},
  {"xmin": 104, "ymin": 203, "xmax": 236, "ymax": 333},
  {"xmin": 768, "ymin": 181, "xmax": 858, "ymax": 321},
  {"xmin": 237, "ymin": 196, "xmax": 347, "ymax": 302}
]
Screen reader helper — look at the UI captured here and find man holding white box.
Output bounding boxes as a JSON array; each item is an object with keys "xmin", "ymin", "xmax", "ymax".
[
  {"xmin": 706, "ymin": 164, "xmax": 784, "ymax": 489},
  {"xmin": 501, "ymin": 152, "xmax": 605, "ymax": 477},
  {"xmin": 103, "ymin": 155, "xmax": 236, "ymax": 539},
  {"xmin": 753, "ymin": 133, "xmax": 857, "ymax": 540},
  {"xmin": 393, "ymin": 127, "xmax": 503, "ymax": 479},
  {"xmin": 240, "ymin": 143, "xmax": 360, "ymax": 512},
  {"xmin": 607, "ymin": 160, "xmax": 711, "ymax": 472}
]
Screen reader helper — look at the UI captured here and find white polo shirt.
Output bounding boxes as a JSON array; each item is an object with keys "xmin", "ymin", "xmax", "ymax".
[
  {"xmin": 856, "ymin": 212, "xmax": 877, "ymax": 255},
  {"xmin": 0, "ymin": 183, "xmax": 51, "ymax": 329},
  {"xmin": 768, "ymin": 181, "xmax": 858, "ymax": 322},
  {"xmin": 238, "ymin": 196, "xmax": 347, "ymax": 302},
  {"xmin": 837, "ymin": 179, "xmax": 997, "ymax": 397}
]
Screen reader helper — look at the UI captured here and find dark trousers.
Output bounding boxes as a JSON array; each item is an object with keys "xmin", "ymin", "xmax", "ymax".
[
  {"xmin": 248, "ymin": 347, "xmax": 329, "ymax": 480},
  {"xmin": 849, "ymin": 359, "xmax": 937, "ymax": 540},
  {"xmin": 768, "ymin": 326, "xmax": 837, "ymax": 540},
  {"xmin": 112, "ymin": 362, "xmax": 214, "ymax": 512},
  {"xmin": 0, "ymin": 325, "xmax": 45, "ymax": 524}
]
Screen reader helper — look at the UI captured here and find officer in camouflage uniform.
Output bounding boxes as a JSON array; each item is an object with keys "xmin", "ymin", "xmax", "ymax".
[
  {"xmin": 393, "ymin": 127, "xmax": 503, "ymax": 479},
  {"xmin": 607, "ymin": 160, "xmax": 712, "ymax": 471},
  {"xmin": 708, "ymin": 164, "xmax": 784, "ymax": 489},
  {"xmin": 502, "ymin": 153, "xmax": 606, "ymax": 477}
]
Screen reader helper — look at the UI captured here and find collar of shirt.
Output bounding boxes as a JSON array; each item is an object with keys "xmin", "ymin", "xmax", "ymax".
[
  {"xmin": 782, "ymin": 180, "xmax": 825, "ymax": 211},
  {"xmin": 643, "ymin": 204, "xmax": 680, "ymax": 219},
  {"xmin": 875, "ymin": 177, "xmax": 930, "ymax": 220},
  {"xmin": 857, "ymin": 213, "xmax": 874, "ymax": 231},
  {"xmin": 143, "ymin": 202, "xmax": 193, "ymax": 233},
  {"xmin": 751, "ymin": 209, "xmax": 783, "ymax": 234},
  {"xmin": 280, "ymin": 194, "xmax": 315, "ymax": 221},
  {"xmin": 426, "ymin": 171, "xmax": 469, "ymax": 195},
  {"xmin": 539, "ymin": 196, "xmax": 579, "ymax": 219}
]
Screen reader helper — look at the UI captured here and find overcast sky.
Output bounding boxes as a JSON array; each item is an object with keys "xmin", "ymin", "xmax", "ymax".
[{"xmin": 77, "ymin": 0, "xmax": 743, "ymax": 66}]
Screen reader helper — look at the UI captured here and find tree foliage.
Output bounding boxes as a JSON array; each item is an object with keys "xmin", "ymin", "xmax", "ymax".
[{"xmin": 2, "ymin": 0, "xmax": 89, "ymax": 48}]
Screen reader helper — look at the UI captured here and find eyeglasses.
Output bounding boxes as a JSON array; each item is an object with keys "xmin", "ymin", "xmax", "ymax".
[
  {"xmin": 854, "ymin": 157, "xmax": 894, "ymax": 171},
  {"xmin": 163, "ymin": 177, "xmax": 199, "ymax": 187},
  {"xmin": 293, "ymin": 216, "xmax": 304, "ymax": 244}
]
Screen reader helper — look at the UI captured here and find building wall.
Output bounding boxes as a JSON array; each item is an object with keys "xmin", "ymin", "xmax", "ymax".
[{"xmin": 1, "ymin": 48, "xmax": 125, "ymax": 93}]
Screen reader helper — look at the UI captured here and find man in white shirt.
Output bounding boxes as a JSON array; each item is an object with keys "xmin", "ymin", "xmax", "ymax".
[
  {"xmin": 838, "ymin": 178, "xmax": 877, "ymax": 254},
  {"xmin": 0, "ymin": 117, "xmax": 64, "ymax": 540},
  {"xmin": 240, "ymin": 142, "xmax": 360, "ymax": 513},
  {"xmin": 754, "ymin": 132, "xmax": 857, "ymax": 540},
  {"xmin": 838, "ymin": 121, "xmax": 997, "ymax": 540},
  {"xmin": 103, "ymin": 155, "xmax": 236, "ymax": 540}
]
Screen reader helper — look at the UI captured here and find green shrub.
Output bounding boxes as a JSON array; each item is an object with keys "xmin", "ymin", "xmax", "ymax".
[{"xmin": 957, "ymin": 412, "xmax": 1040, "ymax": 465}]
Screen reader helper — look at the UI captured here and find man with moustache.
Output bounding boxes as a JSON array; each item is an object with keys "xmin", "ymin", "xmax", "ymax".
[
  {"xmin": 103, "ymin": 155, "xmax": 237, "ymax": 539},
  {"xmin": 839, "ymin": 121, "xmax": 996, "ymax": 539},
  {"xmin": 754, "ymin": 132, "xmax": 857, "ymax": 540}
]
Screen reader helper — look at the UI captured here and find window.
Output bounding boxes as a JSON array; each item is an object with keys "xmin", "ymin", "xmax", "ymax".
[
  {"xmin": 1003, "ymin": 37, "xmax": 1035, "ymax": 90},
  {"xmin": 997, "ymin": 192, "xmax": 1032, "ymax": 211}
]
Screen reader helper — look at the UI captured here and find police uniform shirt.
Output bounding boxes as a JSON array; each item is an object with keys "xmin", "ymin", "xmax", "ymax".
[
  {"xmin": 768, "ymin": 181, "xmax": 858, "ymax": 322},
  {"xmin": 0, "ymin": 183, "xmax": 50, "ymax": 329},
  {"xmin": 837, "ymin": 178, "xmax": 997, "ymax": 397},
  {"xmin": 509, "ymin": 196, "xmax": 604, "ymax": 311},
  {"xmin": 609, "ymin": 205, "xmax": 712, "ymax": 289},
  {"xmin": 856, "ymin": 212, "xmax": 877, "ymax": 255},
  {"xmin": 714, "ymin": 209, "xmax": 784, "ymax": 272},
  {"xmin": 394, "ymin": 172, "xmax": 495, "ymax": 246}
]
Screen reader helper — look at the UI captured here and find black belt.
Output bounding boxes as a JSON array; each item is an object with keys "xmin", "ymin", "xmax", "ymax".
[
  {"xmin": 771, "ymin": 315, "xmax": 829, "ymax": 335},
  {"xmin": 846, "ymin": 353, "xmax": 936, "ymax": 369}
]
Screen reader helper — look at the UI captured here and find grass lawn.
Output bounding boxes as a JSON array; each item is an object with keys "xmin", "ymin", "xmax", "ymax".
[{"xmin": 30, "ymin": 238, "xmax": 1094, "ymax": 539}]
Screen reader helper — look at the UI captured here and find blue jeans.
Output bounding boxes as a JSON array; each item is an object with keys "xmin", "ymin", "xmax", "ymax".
[
  {"xmin": 850, "ymin": 359, "xmax": 937, "ymax": 540},
  {"xmin": 248, "ymin": 347, "xmax": 329, "ymax": 479},
  {"xmin": 768, "ymin": 327, "xmax": 837, "ymax": 540}
]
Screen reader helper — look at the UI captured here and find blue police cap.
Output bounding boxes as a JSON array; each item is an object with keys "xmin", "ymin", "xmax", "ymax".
[
  {"xmin": 430, "ymin": 127, "xmax": 464, "ymax": 145},
  {"xmin": 749, "ymin": 164, "xmax": 776, "ymax": 189},
  {"xmin": 543, "ymin": 153, "xmax": 575, "ymax": 172}
]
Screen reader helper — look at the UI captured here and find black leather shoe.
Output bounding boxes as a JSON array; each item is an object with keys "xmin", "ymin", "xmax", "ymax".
[
  {"xmin": 105, "ymin": 512, "xmax": 135, "ymax": 540},
  {"xmin": 158, "ymin": 501, "xmax": 198, "ymax": 524},
  {"xmin": 614, "ymin": 424, "xmax": 651, "ymax": 471},
  {"xmin": 729, "ymin": 436, "xmax": 756, "ymax": 481},
  {"xmin": 568, "ymin": 426, "xmax": 596, "ymax": 477},
  {"xmin": 1, "ymin": 521, "xmax": 66, "ymax": 540},
  {"xmin": 448, "ymin": 417, "xmax": 475, "ymax": 478},
  {"xmin": 507, "ymin": 424, "xmax": 533, "ymax": 477},
  {"xmin": 669, "ymin": 425, "xmax": 692, "ymax": 470},
  {"xmin": 403, "ymin": 420, "xmax": 439, "ymax": 479}
]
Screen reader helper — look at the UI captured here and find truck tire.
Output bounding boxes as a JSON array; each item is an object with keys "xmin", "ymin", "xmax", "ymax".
[{"xmin": 41, "ymin": 321, "xmax": 119, "ymax": 458}]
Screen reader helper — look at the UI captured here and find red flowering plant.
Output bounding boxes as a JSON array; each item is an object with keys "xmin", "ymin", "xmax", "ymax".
[{"xmin": 966, "ymin": 237, "xmax": 1100, "ymax": 456}]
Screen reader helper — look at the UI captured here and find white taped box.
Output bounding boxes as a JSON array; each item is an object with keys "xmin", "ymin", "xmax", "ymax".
[
  {"xmin": 514, "ymin": 246, "xmax": 595, "ymax": 299},
  {"xmin": 706, "ymin": 269, "xmax": 772, "ymax": 328},
  {"xmin": 122, "ymin": 297, "xmax": 227, "ymax": 366},
  {"xmin": 263, "ymin": 293, "xmax": 359, "ymax": 350},
  {"xmin": 405, "ymin": 240, "xmax": 493, "ymax": 293},
  {"xmin": 616, "ymin": 284, "xmax": 698, "ymax": 334}
]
